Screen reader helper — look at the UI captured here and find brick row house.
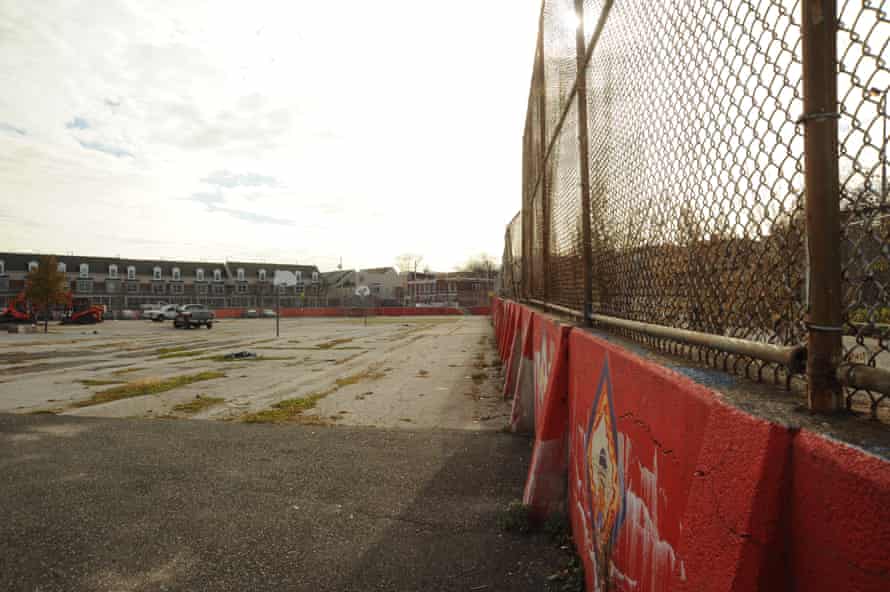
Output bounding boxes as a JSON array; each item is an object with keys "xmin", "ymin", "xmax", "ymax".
[{"xmin": 0, "ymin": 253, "xmax": 321, "ymax": 316}]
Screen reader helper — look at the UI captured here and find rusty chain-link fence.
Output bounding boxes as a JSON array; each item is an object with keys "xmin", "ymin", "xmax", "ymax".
[{"xmin": 502, "ymin": 0, "xmax": 890, "ymax": 418}]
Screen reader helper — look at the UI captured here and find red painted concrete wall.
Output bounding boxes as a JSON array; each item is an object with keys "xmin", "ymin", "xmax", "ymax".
[
  {"xmin": 493, "ymin": 299, "xmax": 890, "ymax": 592},
  {"xmin": 209, "ymin": 306, "xmax": 489, "ymax": 319}
]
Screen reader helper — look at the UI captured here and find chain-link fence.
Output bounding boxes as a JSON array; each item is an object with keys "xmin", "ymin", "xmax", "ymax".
[{"xmin": 502, "ymin": 0, "xmax": 890, "ymax": 419}]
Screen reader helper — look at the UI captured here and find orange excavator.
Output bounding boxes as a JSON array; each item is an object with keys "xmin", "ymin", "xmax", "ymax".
[
  {"xmin": 0, "ymin": 291, "xmax": 33, "ymax": 323},
  {"xmin": 60, "ymin": 292, "xmax": 104, "ymax": 324}
]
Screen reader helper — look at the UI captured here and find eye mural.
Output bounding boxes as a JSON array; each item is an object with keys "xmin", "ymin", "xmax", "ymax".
[{"xmin": 585, "ymin": 357, "xmax": 625, "ymax": 589}]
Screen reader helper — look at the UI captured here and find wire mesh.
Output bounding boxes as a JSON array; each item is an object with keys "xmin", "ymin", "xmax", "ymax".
[
  {"xmin": 504, "ymin": 0, "xmax": 890, "ymax": 418},
  {"xmin": 838, "ymin": 0, "xmax": 890, "ymax": 417}
]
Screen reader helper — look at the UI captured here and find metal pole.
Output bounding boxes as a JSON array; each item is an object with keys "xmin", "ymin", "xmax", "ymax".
[
  {"xmin": 882, "ymin": 91, "xmax": 887, "ymax": 200},
  {"xmin": 537, "ymin": 6, "xmax": 550, "ymax": 302},
  {"xmin": 801, "ymin": 0, "xmax": 842, "ymax": 412},
  {"xmin": 574, "ymin": 0, "xmax": 594, "ymax": 327},
  {"xmin": 275, "ymin": 286, "xmax": 279, "ymax": 338}
]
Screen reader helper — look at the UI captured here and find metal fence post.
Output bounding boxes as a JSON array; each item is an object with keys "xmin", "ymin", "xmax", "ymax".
[
  {"xmin": 801, "ymin": 0, "xmax": 843, "ymax": 412},
  {"xmin": 537, "ymin": 12, "xmax": 550, "ymax": 303},
  {"xmin": 574, "ymin": 0, "xmax": 593, "ymax": 326}
]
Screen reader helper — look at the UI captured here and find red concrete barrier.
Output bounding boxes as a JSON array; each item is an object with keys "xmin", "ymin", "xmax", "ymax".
[
  {"xmin": 509, "ymin": 307, "xmax": 535, "ymax": 432},
  {"xmin": 207, "ymin": 306, "xmax": 492, "ymax": 319},
  {"xmin": 522, "ymin": 311, "xmax": 571, "ymax": 521},
  {"xmin": 490, "ymin": 298, "xmax": 890, "ymax": 591}
]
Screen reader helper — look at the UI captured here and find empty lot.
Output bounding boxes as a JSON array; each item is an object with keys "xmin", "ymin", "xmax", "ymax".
[{"xmin": 0, "ymin": 316, "xmax": 508, "ymax": 428}]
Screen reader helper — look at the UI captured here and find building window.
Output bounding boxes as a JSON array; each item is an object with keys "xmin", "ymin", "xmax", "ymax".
[
  {"xmin": 237, "ymin": 283, "xmax": 248, "ymax": 294},
  {"xmin": 213, "ymin": 283, "xmax": 225, "ymax": 295},
  {"xmin": 171, "ymin": 283, "xmax": 184, "ymax": 294},
  {"xmin": 0, "ymin": 277, "xmax": 8, "ymax": 291},
  {"xmin": 0, "ymin": 260, "xmax": 4, "ymax": 275},
  {"xmin": 28, "ymin": 261, "xmax": 38, "ymax": 272},
  {"xmin": 76, "ymin": 279, "xmax": 92, "ymax": 293},
  {"xmin": 258, "ymin": 269, "xmax": 266, "ymax": 282},
  {"xmin": 127, "ymin": 266, "xmax": 136, "ymax": 280},
  {"xmin": 295, "ymin": 270, "xmax": 303, "ymax": 284},
  {"xmin": 197, "ymin": 284, "xmax": 208, "ymax": 295},
  {"xmin": 312, "ymin": 271, "xmax": 319, "ymax": 282},
  {"xmin": 172, "ymin": 267, "xmax": 181, "ymax": 281},
  {"xmin": 153, "ymin": 267, "xmax": 162, "ymax": 280},
  {"xmin": 79, "ymin": 263, "xmax": 89, "ymax": 278},
  {"xmin": 196, "ymin": 269, "xmax": 205, "ymax": 282},
  {"xmin": 127, "ymin": 282, "xmax": 139, "ymax": 293},
  {"xmin": 152, "ymin": 283, "xmax": 165, "ymax": 295},
  {"xmin": 108, "ymin": 264, "xmax": 118, "ymax": 278},
  {"xmin": 237, "ymin": 268, "xmax": 245, "ymax": 281},
  {"xmin": 213, "ymin": 269, "xmax": 222, "ymax": 282},
  {"xmin": 106, "ymin": 281, "xmax": 118, "ymax": 293},
  {"xmin": 58, "ymin": 262, "xmax": 66, "ymax": 273}
]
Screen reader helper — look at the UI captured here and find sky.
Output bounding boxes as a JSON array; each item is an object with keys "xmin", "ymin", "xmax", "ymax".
[{"xmin": 0, "ymin": 0, "xmax": 541, "ymax": 272}]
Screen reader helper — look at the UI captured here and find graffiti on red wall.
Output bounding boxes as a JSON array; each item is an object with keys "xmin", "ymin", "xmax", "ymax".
[{"xmin": 572, "ymin": 353, "xmax": 686, "ymax": 591}]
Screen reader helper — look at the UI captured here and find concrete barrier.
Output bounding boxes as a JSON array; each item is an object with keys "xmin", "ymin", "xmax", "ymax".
[
  {"xmin": 209, "ymin": 306, "xmax": 491, "ymax": 319},
  {"xmin": 492, "ymin": 298, "xmax": 890, "ymax": 591}
]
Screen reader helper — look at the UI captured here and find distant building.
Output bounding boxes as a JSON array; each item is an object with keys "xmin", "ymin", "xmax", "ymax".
[
  {"xmin": 405, "ymin": 271, "xmax": 495, "ymax": 307},
  {"xmin": 0, "ymin": 252, "xmax": 321, "ymax": 315},
  {"xmin": 321, "ymin": 267, "xmax": 403, "ymax": 306}
]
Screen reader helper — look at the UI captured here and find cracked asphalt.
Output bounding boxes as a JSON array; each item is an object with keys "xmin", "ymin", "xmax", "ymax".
[{"xmin": 0, "ymin": 413, "xmax": 567, "ymax": 591}]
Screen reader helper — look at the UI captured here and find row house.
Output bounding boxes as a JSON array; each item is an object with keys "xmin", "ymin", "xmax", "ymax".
[{"xmin": 0, "ymin": 252, "xmax": 321, "ymax": 316}]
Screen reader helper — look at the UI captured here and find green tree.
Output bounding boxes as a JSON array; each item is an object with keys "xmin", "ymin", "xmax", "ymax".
[{"xmin": 25, "ymin": 255, "xmax": 70, "ymax": 333}]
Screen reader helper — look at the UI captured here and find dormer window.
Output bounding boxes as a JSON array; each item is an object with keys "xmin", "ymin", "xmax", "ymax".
[
  {"xmin": 127, "ymin": 266, "xmax": 136, "ymax": 280},
  {"xmin": 58, "ymin": 262, "xmax": 66, "ymax": 273},
  {"xmin": 213, "ymin": 269, "xmax": 222, "ymax": 282},
  {"xmin": 79, "ymin": 263, "xmax": 89, "ymax": 278},
  {"xmin": 258, "ymin": 269, "xmax": 267, "ymax": 282},
  {"xmin": 196, "ymin": 268, "xmax": 205, "ymax": 282},
  {"xmin": 172, "ymin": 267, "xmax": 181, "ymax": 281},
  {"xmin": 312, "ymin": 271, "xmax": 319, "ymax": 282},
  {"xmin": 237, "ymin": 268, "xmax": 245, "ymax": 281},
  {"xmin": 295, "ymin": 270, "xmax": 303, "ymax": 283},
  {"xmin": 0, "ymin": 260, "xmax": 4, "ymax": 275},
  {"xmin": 28, "ymin": 261, "xmax": 38, "ymax": 272},
  {"xmin": 153, "ymin": 266, "xmax": 162, "ymax": 280},
  {"xmin": 108, "ymin": 264, "xmax": 118, "ymax": 278}
]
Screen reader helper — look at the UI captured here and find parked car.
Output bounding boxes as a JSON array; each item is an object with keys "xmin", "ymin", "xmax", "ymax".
[
  {"xmin": 244, "ymin": 309, "xmax": 259, "ymax": 319},
  {"xmin": 261, "ymin": 309, "xmax": 277, "ymax": 318},
  {"xmin": 146, "ymin": 304, "xmax": 179, "ymax": 322},
  {"xmin": 173, "ymin": 304, "xmax": 215, "ymax": 329}
]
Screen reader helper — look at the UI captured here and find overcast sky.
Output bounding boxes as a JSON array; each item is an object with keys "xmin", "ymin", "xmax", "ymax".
[{"xmin": 0, "ymin": 0, "xmax": 540, "ymax": 271}]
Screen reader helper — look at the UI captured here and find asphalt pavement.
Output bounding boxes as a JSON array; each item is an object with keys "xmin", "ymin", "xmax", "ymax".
[{"xmin": 0, "ymin": 413, "xmax": 567, "ymax": 591}]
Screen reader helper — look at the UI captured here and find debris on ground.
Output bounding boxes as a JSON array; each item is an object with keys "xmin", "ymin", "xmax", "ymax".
[{"xmin": 223, "ymin": 351, "xmax": 257, "ymax": 360}]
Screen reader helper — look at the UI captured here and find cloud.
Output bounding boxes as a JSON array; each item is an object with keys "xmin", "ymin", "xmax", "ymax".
[
  {"xmin": 183, "ymin": 190, "xmax": 292, "ymax": 226},
  {"xmin": 0, "ymin": 122, "xmax": 26, "ymax": 136},
  {"xmin": 201, "ymin": 169, "xmax": 279, "ymax": 188},
  {"xmin": 77, "ymin": 139, "xmax": 133, "ymax": 158},
  {"xmin": 66, "ymin": 117, "xmax": 90, "ymax": 129},
  {"xmin": 184, "ymin": 190, "xmax": 225, "ymax": 207}
]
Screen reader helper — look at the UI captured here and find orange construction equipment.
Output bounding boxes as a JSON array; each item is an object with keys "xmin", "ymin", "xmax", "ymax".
[
  {"xmin": 60, "ymin": 292, "xmax": 104, "ymax": 324},
  {"xmin": 0, "ymin": 291, "xmax": 33, "ymax": 324}
]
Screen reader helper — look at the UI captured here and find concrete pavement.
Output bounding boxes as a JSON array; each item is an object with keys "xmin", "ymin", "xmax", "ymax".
[{"xmin": 0, "ymin": 413, "xmax": 568, "ymax": 591}]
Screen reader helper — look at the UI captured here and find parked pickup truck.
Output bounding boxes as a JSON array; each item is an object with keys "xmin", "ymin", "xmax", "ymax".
[
  {"xmin": 173, "ymin": 304, "xmax": 215, "ymax": 329},
  {"xmin": 145, "ymin": 304, "xmax": 179, "ymax": 322}
]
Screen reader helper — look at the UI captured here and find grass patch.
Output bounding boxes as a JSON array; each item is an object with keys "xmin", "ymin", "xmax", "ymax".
[
  {"xmin": 498, "ymin": 500, "xmax": 533, "ymax": 534},
  {"xmin": 78, "ymin": 378, "xmax": 126, "ymax": 387},
  {"xmin": 315, "ymin": 337, "xmax": 355, "ymax": 350},
  {"xmin": 172, "ymin": 395, "xmax": 225, "ymax": 414},
  {"xmin": 203, "ymin": 354, "xmax": 295, "ymax": 362},
  {"xmin": 27, "ymin": 409, "xmax": 59, "ymax": 415},
  {"xmin": 156, "ymin": 346, "xmax": 190, "ymax": 355},
  {"xmin": 240, "ymin": 366, "xmax": 387, "ymax": 423},
  {"xmin": 73, "ymin": 371, "xmax": 226, "ymax": 408},
  {"xmin": 112, "ymin": 367, "xmax": 145, "ymax": 376},
  {"xmin": 158, "ymin": 350, "xmax": 207, "ymax": 360}
]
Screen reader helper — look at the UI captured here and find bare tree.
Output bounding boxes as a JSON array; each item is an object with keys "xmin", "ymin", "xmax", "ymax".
[{"xmin": 25, "ymin": 255, "xmax": 69, "ymax": 333}]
